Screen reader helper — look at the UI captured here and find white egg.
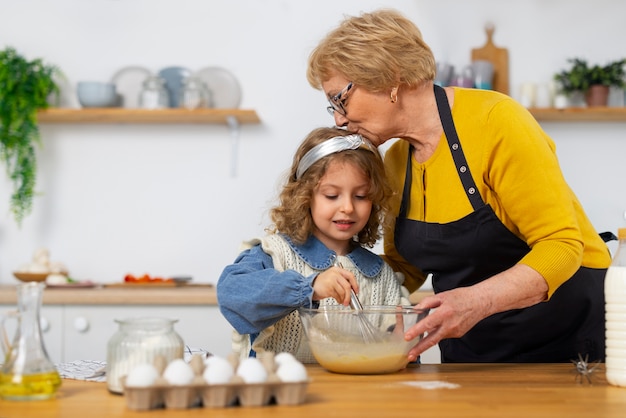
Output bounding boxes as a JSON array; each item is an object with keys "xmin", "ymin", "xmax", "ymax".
[
  {"xmin": 125, "ymin": 363, "xmax": 159, "ymax": 387},
  {"xmin": 163, "ymin": 358, "xmax": 195, "ymax": 385},
  {"xmin": 236, "ymin": 357, "xmax": 268, "ymax": 383},
  {"xmin": 276, "ymin": 360, "xmax": 308, "ymax": 382},
  {"xmin": 202, "ymin": 356, "xmax": 234, "ymax": 384},
  {"xmin": 274, "ymin": 352, "xmax": 297, "ymax": 367}
]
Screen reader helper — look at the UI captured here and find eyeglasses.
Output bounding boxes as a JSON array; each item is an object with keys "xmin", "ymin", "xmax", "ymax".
[{"xmin": 326, "ymin": 82, "xmax": 353, "ymax": 116}]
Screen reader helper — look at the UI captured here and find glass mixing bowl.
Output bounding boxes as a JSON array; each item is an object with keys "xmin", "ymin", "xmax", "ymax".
[{"xmin": 299, "ymin": 305, "xmax": 429, "ymax": 374}]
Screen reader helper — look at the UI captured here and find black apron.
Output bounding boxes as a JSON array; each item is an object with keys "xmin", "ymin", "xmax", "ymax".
[{"xmin": 395, "ymin": 85, "xmax": 605, "ymax": 363}]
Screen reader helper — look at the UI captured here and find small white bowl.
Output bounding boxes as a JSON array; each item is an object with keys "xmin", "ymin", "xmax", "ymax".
[{"xmin": 77, "ymin": 81, "xmax": 119, "ymax": 107}]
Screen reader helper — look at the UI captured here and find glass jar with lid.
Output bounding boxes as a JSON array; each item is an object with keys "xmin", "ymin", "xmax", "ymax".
[
  {"xmin": 139, "ymin": 75, "xmax": 169, "ymax": 109},
  {"xmin": 106, "ymin": 317, "xmax": 184, "ymax": 393},
  {"xmin": 179, "ymin": 76, "xmax": 211, "ymax": 109}
]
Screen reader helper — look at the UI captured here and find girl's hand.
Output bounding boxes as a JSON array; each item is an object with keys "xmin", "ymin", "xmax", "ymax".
[{"xmin": 312, "ymin": 266, "xmax": 359, "ymax": 306}]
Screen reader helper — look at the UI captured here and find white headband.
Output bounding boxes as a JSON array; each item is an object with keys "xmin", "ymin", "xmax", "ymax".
[{"xmin": 295, "ymin": 134, "xmax": 376, "ymax": 179}]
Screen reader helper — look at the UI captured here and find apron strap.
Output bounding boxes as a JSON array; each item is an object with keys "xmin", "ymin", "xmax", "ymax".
[
  {"xmin": 434, "ymin": 85, "xmax": 484, "ymax": 210},
  {"xmin": 399, "ymin": 146, "xmax": 413, "ymax": 218}
]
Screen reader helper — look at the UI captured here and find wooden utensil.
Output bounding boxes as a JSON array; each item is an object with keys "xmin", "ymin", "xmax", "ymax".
[{"xmin": 471, "ymin": 23, "xmax": 509, "ymax": 95}]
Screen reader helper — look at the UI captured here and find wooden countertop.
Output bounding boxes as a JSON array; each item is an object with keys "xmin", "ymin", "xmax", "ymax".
[
  {"xmin": 1, "ymin": 363, "xmax": 623, "ymax": 417},
  {"xmin": 0, "ymin": 284, "xmax": 433, "ymax": 306},
  {"xmin": 0, "ymin": 284, "xmax": 218, "ymax": 305}
]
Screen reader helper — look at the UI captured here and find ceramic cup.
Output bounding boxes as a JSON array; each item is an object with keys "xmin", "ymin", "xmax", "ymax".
[
  {"xmin": 554, "ymin": 94, "xmax": 568, "ymax": 109},
  {"xmin": 535, "ymin": 83, "xmax": 554, "ymax": 108},
  {"xmin": 519, "ymin": 82, "xmax": 536, "ymax": 108},
  {"xmin": 472, "ymin": 60, "xmax": 494, "ymax": 90}
]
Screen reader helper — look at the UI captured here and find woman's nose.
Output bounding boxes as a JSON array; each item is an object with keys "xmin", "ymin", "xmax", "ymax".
[{"xmin": 333, "ymin": 113, "xmax": 349, "ymax": 127}]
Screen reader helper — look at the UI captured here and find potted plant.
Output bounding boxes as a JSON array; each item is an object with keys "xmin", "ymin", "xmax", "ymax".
[
  {"xmin": 0, "ymin": 47, "xmax": 58, "ymax": 225},
  {"xmin": 554, "ymin": 58, "xmax": 626, "ymax": 107}
]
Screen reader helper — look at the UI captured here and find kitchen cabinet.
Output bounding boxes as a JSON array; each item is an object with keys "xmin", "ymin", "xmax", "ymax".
[
  {"xmin": 60, "ymin": 305, "xmax": 233, "ymax": 363},
  {"xmin": 528, "ymin": 107, "xmax": 626, "ymax": 122},
  {"xmin": 0, "ymin": 286, "xmax": 234, "ymax": 364}
]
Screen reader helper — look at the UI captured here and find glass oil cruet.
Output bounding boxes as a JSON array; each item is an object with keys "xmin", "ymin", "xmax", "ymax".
[{"xmin": 0, "ymin": 282, "xmax": 61, "ymax": 400}]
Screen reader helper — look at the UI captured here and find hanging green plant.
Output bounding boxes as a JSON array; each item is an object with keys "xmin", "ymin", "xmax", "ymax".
[{"xmin": 0, "ymin": 47, "xmax": 58, "ymax": 225}]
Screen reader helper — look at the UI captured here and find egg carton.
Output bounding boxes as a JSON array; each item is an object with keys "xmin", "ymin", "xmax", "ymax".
[{"xmin": 123, "ymin": 378, "xmax": 310, "ymax": 410}]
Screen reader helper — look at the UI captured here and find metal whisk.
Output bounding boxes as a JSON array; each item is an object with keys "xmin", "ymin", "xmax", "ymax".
[{"xmin": 337, "ymin": 262, "xmax": 382, "ymax": 343}]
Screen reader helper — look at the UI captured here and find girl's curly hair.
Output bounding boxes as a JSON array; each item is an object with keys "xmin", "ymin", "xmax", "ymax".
[{"xmin": 269, "ymin": 127, "xmax": 393, "ymax": 248}]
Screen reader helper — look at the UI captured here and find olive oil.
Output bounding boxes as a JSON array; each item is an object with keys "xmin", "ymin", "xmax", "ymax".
[
  {"xmin": 0, "ymin": 283, "xmax": 62, "ymax": 401},
  {"xmin": 0, "ymin": 371, "xmax": 62, "ymax": 400}
]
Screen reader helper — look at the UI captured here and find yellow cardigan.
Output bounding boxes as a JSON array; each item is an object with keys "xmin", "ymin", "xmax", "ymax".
[{"xmin": 383, "ymin": 87, "xmax": 611, "ymax": 294}]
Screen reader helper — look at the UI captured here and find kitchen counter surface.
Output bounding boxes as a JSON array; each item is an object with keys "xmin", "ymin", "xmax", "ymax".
[
  {"xmin": 0, "ymin": 284, "xmax": 218, "ymax": 305},
  {"xmin": 0, "ymin": 363, "xmax": 623, "ymax": 417},
  {"xmin": 0, "ymin": 284, "xmax": 433, "ymax": 306}
]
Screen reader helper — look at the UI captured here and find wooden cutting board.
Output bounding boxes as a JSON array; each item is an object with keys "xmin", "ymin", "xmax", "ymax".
[{"xmin": 471, "ymin": 24, "xmax": 509, "ymax": 95}]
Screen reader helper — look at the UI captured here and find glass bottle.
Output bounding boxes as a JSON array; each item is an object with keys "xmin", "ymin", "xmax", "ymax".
[
  {"xmin": 605, "ymin": 227, "xmax": 626, "ymax": 387},
  {"xmin": 0, "ymin": 282, "xmax": 62, "ymax": 400},
  {"xmin": 139, "ymin": 75, "xmax": 169, "ymax": 109},
  {"xmin": 106, "ymin": 317, "xmax": 184, "ymax": 394}
]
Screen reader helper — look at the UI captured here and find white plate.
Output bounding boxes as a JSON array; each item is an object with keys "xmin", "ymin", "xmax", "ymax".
[
  {"xmin": 111, "ymin": 66, "xmax": 153, "ymax": 108},
  {"xmin": 194, "ymin": 66, "xmax": 242, "ymax": 108},
  {"xmin": 158, "ymin": 66, "xmax": 193, "ymax": 108}
]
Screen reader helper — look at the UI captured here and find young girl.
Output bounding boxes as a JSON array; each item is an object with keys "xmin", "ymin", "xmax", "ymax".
[{"xmin": 217, "ymin": 127, "xmax": 410, "ymax": 362}]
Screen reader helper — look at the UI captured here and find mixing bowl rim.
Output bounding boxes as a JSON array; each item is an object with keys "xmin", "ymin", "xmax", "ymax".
[{"xmin": 298, "ymin": 305, "xmax": 428, "ymax": 315}]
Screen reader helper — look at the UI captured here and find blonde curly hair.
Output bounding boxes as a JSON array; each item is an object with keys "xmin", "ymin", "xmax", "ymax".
[
  {"xmin": 269, "ymin": 127, "xmax": 393, "ymax": 248},
  {"xmin": 307, "ymin": 9, "xmax": 436, "ymax": 91}
]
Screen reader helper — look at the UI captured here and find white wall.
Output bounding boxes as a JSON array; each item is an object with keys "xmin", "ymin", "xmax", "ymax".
[{"xmin": 1, "ymin": 0, "xmax": 625, "ymax": 285}]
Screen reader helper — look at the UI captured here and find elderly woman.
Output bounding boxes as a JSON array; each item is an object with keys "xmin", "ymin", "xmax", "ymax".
[{"xmin": 306, "ymin": 9, "xmax": 611, "ymax": 363}]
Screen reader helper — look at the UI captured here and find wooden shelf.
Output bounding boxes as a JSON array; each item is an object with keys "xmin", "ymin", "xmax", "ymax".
[
  {"xmin": 37, "ymin": 108, "xmax": 260, "ymax": 124},
  {"xmin": 528, "ymin": 107, "xmax": 626, "ymax": 122}
]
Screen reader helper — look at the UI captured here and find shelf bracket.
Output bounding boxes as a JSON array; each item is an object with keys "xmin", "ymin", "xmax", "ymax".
[{"xmin": 226, "ymin": 116, "xmax": 240, "ymax": 177}]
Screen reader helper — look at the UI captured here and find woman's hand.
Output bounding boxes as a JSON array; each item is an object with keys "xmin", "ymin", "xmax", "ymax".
[
  {"xmin": 403, "ymin": 264, "xmax": 548, "ymax": 362},
  {"xmin": 403, "ymin": 287, "xmax": 488, "ymax": 361},
  {"xmin": 312, "ymin": 266, "xmax": 359, "ymax": 306}
]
